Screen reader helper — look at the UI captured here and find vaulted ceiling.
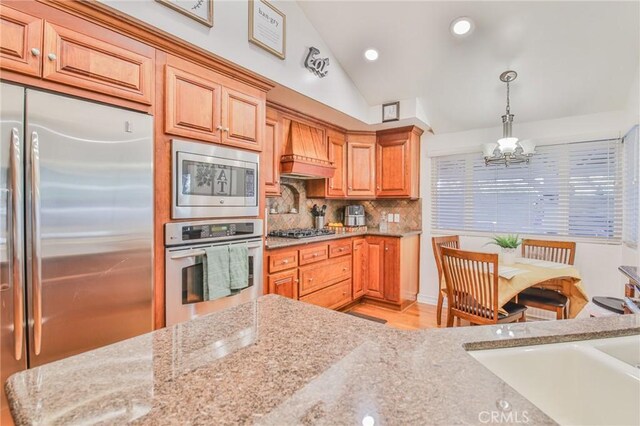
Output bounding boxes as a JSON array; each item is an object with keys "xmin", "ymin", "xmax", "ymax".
[{"xmin": 298, "ymin": 1, "xmax": 640, "ymax": 133}]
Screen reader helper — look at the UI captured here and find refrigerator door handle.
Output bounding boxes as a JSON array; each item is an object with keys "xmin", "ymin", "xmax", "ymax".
[
  {"xmin": 30, "ymin": 130, "xmax": 43, "ymax": 356},
  {"xmin": 10, "ymin": 128, "xmax": 24, "ymax": 361}
]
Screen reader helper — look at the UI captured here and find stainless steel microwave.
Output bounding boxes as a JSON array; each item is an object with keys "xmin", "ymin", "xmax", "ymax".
[{"xmin": 172, "ymin": 139, "xmax": 259, "ymax": 218}]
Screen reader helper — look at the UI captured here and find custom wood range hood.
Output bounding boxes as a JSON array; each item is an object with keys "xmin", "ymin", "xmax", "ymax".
[{"xmin": 280, "ymin": 119, "xmax": 336, "ymax": 179}]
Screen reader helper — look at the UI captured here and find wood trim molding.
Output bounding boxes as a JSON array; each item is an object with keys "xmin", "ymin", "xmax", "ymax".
[
  {"xmin": 38, "ymin": 0, "xmax": 275, "ymax": 92},
  {"xmin": 267, "ymin": 101, "xmax": 349, "ymax": 134},
  {"xmin": 376, "ymin": 125, "xmax": 424, "ymax": 137}
]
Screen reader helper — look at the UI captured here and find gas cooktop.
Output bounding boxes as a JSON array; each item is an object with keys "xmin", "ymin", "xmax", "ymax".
[{"xmin": 268, "ymin": 228, "xmax": 335, "ymax": 239}]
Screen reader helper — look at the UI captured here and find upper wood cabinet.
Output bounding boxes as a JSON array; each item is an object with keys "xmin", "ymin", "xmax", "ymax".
[
  {"xmin": 42, "ymin": 22, "xmax": 153, "ymax": 105},
  {"xmin": 376, "ymin": 126, "xmax": 423, "ymax": 199},
  {"xmin": 306, "ymin": 128, "xmax": 348, "ymax": 198},
  {"xmin": 263, "ymin": 110, "xmax": 281, "ymax": 196},
  {"xmin": 165, "ymin": 60, "xmax": 222, "ymax": 143},
  {"xmin": 0, "ymin": 7, "xmax": 42, "ymax": 77},
  {"xmin": 164, "ymin": 55, "xmax": 264, "ymax": 151},
  {"xmin": 347, "ymin": 132, "xmax": 376, "ymax": 198}
]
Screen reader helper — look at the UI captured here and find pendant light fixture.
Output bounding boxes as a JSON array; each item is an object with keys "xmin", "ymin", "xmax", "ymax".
[{"xmin": 483, "ymin": 70, "xmax": 536, "ymax": 166}]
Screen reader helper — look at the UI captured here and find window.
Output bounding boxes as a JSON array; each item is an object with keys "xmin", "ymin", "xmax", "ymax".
[
  {"xmin": 431, "ymin": 139, "xmax": 623, "ymax": 241},
  {"xmin": 623, "ymin": 125, "xmax": 639, "ymax": 247}
]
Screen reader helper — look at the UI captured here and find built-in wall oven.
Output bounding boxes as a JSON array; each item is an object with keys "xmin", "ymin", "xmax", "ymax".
[
  {"xmin": 165, "ymin": 219, "xmax": 263, "ymax": 326},
  {"xmin": 172, "ymin": 139, "xmax": 259, "ymax": 219}
]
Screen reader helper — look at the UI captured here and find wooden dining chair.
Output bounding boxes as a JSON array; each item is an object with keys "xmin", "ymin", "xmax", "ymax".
[
  {"xmin": 431, "ymin": 235, "xmax": 460, "ymax": 326},
  {"xmin": 441, "ymin": 247, "xmax": 527, "ymax": 326},
  {"xmin": 518, "ymin": 239, "xmax": 576, "ymax": 319}
]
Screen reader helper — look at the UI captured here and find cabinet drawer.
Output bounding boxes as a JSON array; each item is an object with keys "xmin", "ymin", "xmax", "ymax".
[
  {"xmin": 299, "ymin": 256, "xmax": 351, "ymax": 296},
  {"xmin": 42, "ymin": 22, "xmax": 153, "ymax": 105},
  {"xmin": 299, "ymin": 245, "xmax": 328, "ymax": 265},
  {"xmin": 329, "ymin": 239, "xmax": 352, "ymax": 258},
  {"xmin": 300, "ymin": 279, "xmax": 352, "ymax": 310},
  {"xmin": 268, "ymin": 250, "xmax": 298, "ymax": 273}
]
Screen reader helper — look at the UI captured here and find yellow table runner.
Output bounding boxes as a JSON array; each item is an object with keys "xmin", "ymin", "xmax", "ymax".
[{"xmin": 442, "ymin": 262, "xmax": 589, "ymax": 318}]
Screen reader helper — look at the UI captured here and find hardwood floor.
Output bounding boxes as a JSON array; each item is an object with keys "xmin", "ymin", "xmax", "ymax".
[{"xmin": 347, "ymin": 301, "xmax": 448, "ymax": 330}]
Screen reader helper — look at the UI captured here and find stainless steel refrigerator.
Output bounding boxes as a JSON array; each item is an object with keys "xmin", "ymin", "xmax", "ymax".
[{"xmin": 1, "ymin": 83, "xmax": 154, "ymax": 416}]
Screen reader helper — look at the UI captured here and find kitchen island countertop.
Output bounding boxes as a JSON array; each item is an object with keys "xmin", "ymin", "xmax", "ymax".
[{"xmin": 5, "ymin": 295, "xmax": 640, "ymax": 425}]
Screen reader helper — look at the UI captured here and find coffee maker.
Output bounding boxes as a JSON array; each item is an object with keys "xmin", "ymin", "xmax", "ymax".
[{"xmin": 344, "ymin": 205, "xmax": 366, "ymax": 226}]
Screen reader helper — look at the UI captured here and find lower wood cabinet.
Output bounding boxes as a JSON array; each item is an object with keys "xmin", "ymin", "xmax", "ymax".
[
  {"xmin": 265, "ymin": 234, "xmax": 419, "ymax": 311},
  {"xmin": 268, "ymin": 269, "xmax": 298, "ymax": 300}
]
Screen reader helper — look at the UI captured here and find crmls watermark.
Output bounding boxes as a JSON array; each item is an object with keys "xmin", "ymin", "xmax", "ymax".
[{"xmin": 478, "ymin": 410, "xmax": 530, "ymax": 424}]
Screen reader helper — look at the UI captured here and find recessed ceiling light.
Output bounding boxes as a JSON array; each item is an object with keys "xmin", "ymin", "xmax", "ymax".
[
  {"xmin": 364, "ymin": 49, "xmax": 379, "ymax": 61},
  {"xmin": 450, "ymin": 17, "xmax": 474, "ymax": 37}
]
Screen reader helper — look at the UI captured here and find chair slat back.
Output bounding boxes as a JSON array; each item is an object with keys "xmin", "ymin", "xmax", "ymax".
[
  {"xmin": 431, "ymin": 235, "xmax": 460, "ymax": 284},
  {"xmin": 521, "ymin": 239, "xmax": 576, "ymax": 265},
  {"xmin": 441, "ymin": 247, "xmax": 499, "ymax": 322}
]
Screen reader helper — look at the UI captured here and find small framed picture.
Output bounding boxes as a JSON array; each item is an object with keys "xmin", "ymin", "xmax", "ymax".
[
  {"xmin": 382, "ymin": 101, "xmax": 400, "ymax": 122},
  {"xmin": 156, "ymin": 0, "xmax": 213, "ymax": 27},
  {"xmin": 249, "ymin": 0, "xmax": 286, "ymax": 60}
]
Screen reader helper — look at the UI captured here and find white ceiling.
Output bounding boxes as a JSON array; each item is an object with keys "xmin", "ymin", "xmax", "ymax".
[{"xmin": 297, "ymin": 1, "xmax": 640, "ymax": 134}]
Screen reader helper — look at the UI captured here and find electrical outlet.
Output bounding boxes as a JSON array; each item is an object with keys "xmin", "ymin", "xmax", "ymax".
[
  {"xmin": 387, "ymin": 213, "xmax": 394, "ymax": 223},
  {"xmin": 394, "ymin": 213, "xmax": 400, "ymax": 223}
]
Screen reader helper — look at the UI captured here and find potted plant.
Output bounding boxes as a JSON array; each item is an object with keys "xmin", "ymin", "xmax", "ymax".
[{"xmin": 487, "ymin": 234, "xmax": 522, "ymax": 265}]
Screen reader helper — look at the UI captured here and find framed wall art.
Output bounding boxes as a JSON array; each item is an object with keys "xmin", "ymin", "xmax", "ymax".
[
  {"xmin": 156, "ymin": 0, "xmax": 214, "ymax": 28},
  {"xmin": 249, "ymin": 0, "xmax": 286, "ymax": 59}
]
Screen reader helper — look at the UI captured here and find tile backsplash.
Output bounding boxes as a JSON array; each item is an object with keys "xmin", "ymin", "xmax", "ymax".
[{"xmin": 267, "ymin": 178, "xmax": 422, "ymax": 231}]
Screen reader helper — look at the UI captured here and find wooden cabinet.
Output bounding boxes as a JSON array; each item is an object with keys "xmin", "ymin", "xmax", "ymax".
[
  {"xmin": 300, "ymin": 279, "xmax": 352, "ymax": 310},
  {"xmin": 347, "ymin": 132, "xmax": 376, "ymax": 198},
  {"xmin": 364, "ymin": 235, "xmax": 419, "ymax": 309},
  {"xmin": 0, "ymin": 6, "xmax": 42, "ymax": 77},
  {"xmin": 42, "ymin": 22, "xmax": 153, "ymax": 105},
  {"xmin": 327, "ymin": 130, "xmax": 348, "ymax": 197},
  {"xmin": 164, "ymin": 55, "xmax": 264, "ymax": 151},
  {"xmin": 264, "ymin": 109, "xmax": 281, "ymax": 196},
  {"xmin": 376, "ymin": 126, "xmax": 423, "ymax": 199},
  {"xmin": 165, "ymin": 61, "xmax": 222, "ymax": 143},
  {"xmin": 268, "ymin": 269, "xmax": 298, "ymax": 300},
  {"xmin": 352, "ymin": 238, "xmax": 367, "ymax": 299},
  {"xmin": 365, "ymin": 237, "xmax": 385, "ymax": 299}
]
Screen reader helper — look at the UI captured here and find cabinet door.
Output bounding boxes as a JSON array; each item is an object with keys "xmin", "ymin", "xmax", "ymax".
[
  {"xmin": 0, "ymin": 7, "xmax": 42, "ymax": 77},
  {"xmin": 352, "ymin": 238, "xmax": 367, "ymax": 299},
  {"xmin": 221, "ymin": 86, "xmax": 263, "ymax": 152},
  {"xmin": 268, "ymin": 269, "xmax": 298, "ymax": 300},
  {"xmin": 377, "ymin": 135, "xmax": 410, "ymax": 197},
  {"xmin": 264, "ymin": 117, "xmax": 280, "ymax": 196},
  {"xmin": 327, "ymin": 131, "xmax": 347, "ymax": 197},
  {"xmin": 365, "ymin": 237, "xmax": 384, "ymax": 299},
  {"xmin": 383, "ymin": 238, "xmax": 400, "ymax": 302},
  {"xmin": 165, "ymin": 62, "xmax": 222, "ymax": 143},
  {"xmin": 347, "ymin": 134, "xmax": 376, "ymax": 197},
  {"xmin": 42, "ymin": 22, "xmax": 153, "ymax": 105}
]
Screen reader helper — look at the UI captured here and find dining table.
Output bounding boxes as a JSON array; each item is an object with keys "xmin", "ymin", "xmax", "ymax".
[{"xmin": 494, "ymin": 258, "xmax": 588, "ymax": 318}]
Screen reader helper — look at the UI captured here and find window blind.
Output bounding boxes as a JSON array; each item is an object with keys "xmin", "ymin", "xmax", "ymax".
[
  {"xmin": 623, "ymin": 125, "xmax": 639, "ymax": 247},
  {"xmin": 431, "ymin": 139, "xmax": 623, "ymax": 241}
]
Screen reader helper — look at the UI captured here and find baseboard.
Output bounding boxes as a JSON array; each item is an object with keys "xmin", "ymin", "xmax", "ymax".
[{"xmin": 417, "ymin": 293, "xmax": 446, "ymax": 307}]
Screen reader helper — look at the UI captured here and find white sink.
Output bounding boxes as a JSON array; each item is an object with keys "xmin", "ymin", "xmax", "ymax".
[{"xmin": 469, "ymin": 335, "xmax": 640, "ymax": 426}]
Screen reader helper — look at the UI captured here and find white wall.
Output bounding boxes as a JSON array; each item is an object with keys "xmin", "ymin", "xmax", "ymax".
[
  {"xmin": 100, "ymin": 0, "xmax": 371, "ymax": 122},
  {"xmin": 418, "ymin": 110, "xmax": 632, "ymax": 307},
  {"xmin": 622, "ymin": 66, "xmax": 640, "ymax": 268}
]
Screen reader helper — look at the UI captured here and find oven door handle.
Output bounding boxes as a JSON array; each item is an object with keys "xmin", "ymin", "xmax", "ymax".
[{"xmin": 170, "ymin": 241, "xmax": 262, "ymax": 260}]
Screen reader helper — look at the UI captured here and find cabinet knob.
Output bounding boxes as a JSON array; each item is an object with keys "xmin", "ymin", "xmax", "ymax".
[
  {"xmin": 47, "ymin": 53, "xmax": 57, "ymax": 61},
  {"xmin": 223, "ymin": 127, "xmax": 230, "ymax": 132},
  {"xmin": 348, "ymin": 187, "xmax": 353, "ymax": 190},
  {"xmin": 283, "ymin": 259, "xmax": 289, "ymax": 264},
  {"xmin": 342, "ymin": 291, "xmax": 347, "ymax": 296},
  {"xmin": 31, "ymin": 48, "xmax": 40, "ymax": 57},
  {"xmin": 377, "ymin": 186, "xmax": 381, "ymax": 190},
  {"xmin": 275, "ymin": 180, "xmax": 279, "ymax": 184},
  {"xmin": 385, "ymin": 247, "xmax": 389, "ymax": 251},
  {"xmin": 216, "ymin": 125, "xmax": 223, "ymax": 131},
  {"xmin": 313, "ymin": 253, "xmax": 318, "ymax": 257},
  {"xmin": 308, "ymin": 278, "xmax": 314, "ymax": 281},
  {"xmin": 295, "ymin": 279, "xmax": 299, "ymax": 283},
  {"xmin": 343, "ymin": 267, "xmax": 347, "ymax": 271}
]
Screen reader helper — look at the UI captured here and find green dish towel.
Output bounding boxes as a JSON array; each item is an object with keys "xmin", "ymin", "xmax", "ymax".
[
  {"xmin": 229, "ymin": 243, "xmax": 249, "ymax": 290},
  {"xmin": 202, "ymin": 246, "xmax": 231, "ymax": 301}
]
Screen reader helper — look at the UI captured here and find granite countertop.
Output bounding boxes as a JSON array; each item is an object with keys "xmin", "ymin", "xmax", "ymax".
[
  {"xmin": 266, "ymin": 228, "xmax": 422, "ymax": 249},
  {"xmin": 5, "ymin": 295, "xmax": 640, "ymax": 425}
]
